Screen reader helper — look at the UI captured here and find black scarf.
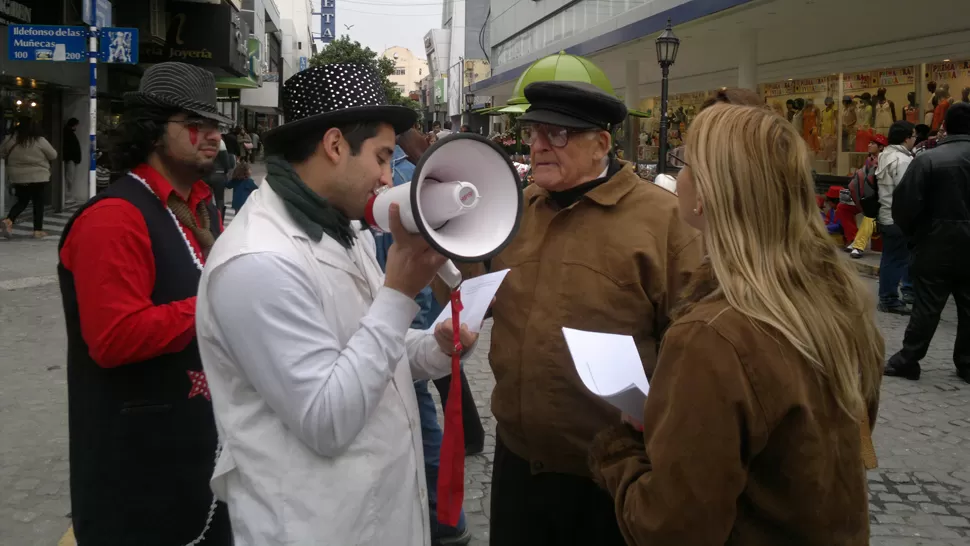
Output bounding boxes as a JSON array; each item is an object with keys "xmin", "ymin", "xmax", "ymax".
[{"xmin": 264, "ymin": 156, "xmax": 357, "ymax": 248}]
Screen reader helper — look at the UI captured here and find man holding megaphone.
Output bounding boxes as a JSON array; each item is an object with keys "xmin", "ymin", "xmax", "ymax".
[{"xmin": 194, "ymin": 64, "xmax": 478, "ymax": 545}]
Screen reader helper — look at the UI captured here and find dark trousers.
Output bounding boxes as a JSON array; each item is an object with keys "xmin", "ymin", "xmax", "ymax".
[
  {"xmin": 432, "ymin": 369, "xmax": 485, "ymax": 450},
  {"xmin": 6, "ymin": 183, "xmax": 46, "ymax": 231},
  {"xmin": 889, "ymin": 269, "xmax": 970, "ymax": 372},
  {"xmin": 489, "ymin": 438, "xmax": 626, "ymax": 546},
  {"xmin": 878, "ymin": 224, "xmax": 912, "ymax": 306}
]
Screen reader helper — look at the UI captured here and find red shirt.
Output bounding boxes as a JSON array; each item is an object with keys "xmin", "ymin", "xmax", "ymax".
[{"xmin": 59, "ymin": 164, "xmax": 219, "ymax": 368}]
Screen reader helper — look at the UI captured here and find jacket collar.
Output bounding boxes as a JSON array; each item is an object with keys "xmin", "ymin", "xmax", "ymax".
[
  {"xmin": 939, "ymin": 134, "xmax": 970, "ymax": 146},
  {"xmin": 260, "ymin": 182, "xmax": 369, "ymax": 284},
  {"xmin": 528, "ymin": 161, "xmax": 640, "ymax": 207}
]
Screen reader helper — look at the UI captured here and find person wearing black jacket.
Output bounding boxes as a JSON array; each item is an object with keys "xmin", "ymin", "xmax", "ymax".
[
  {"xmin": 63, "ymin": 118, "xmax": 82, "ymax": 192},
  {"xmin": 886, "ymin": 102, "xmax": 970, "ymax": 384},
  {"xmin": 204, "ymin": 139, "xmax": 235, "ymax": 224}
]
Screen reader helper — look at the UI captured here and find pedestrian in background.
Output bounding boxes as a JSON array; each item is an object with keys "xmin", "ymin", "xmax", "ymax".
[
  {"xmin": 63, "ymin": 117, "xmax": 82, "ymax": 194},
  {"xmin": 204, "ymin": 138, "xmax": 235, "ymax": 224},
  {"xmin": 886, "ymin": 103, "xmax": 970, "ymax": 383},
  {"xmin": 1, "ymin": 117, "xmax": 57, "ymax": 239},
  {"xmin": 226, "ymin": 161, "xmax": 258, "ymax": 213},
  {"xmin": 875, "ymin": 120, "xmax": 917, "ymax": 314},
  {"xmin": 590, "ymin": 103, "xmax": 883, "ymax": 545}
]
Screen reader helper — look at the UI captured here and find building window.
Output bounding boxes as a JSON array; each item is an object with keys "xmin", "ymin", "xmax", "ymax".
[
  {"xmin": 394, "ymin": 67, "xmax": 406, "ymax": 76},
  {"xmin": 492, "ymin": 0, "xmax": 653, "ymax": 68},
  {"xmin": 396, "ymin": 85, "xmax": 406, "ymax": 93},
  {"xmin": 419, "ymin": 68, "xmax": 423, "ymax": 76}
]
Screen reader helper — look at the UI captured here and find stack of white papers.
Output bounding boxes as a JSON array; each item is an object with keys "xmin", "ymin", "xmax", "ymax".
[
  {"xmin": 561, "ymin": 327, "xmax": 651, "ymax": 418},
  {"xmin": 426, "ymin": 269, "xmax": 510, "ymax": 333}
]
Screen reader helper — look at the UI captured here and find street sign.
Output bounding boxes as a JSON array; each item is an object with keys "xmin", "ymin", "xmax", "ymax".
[
  {"xmin": 299, "ymin": 56, "xmax": 308, "ymax": 71},
  {"xmin": 99, "ymin": 27, "xmax": 138, "ymax": 64},
  {"xmin": 7, "ymin": 25, "xmax": 86, "ymax": 62},
  {"xmin": 83, "ymin": 0, "xmax": 112, "ymax": 27},
  {"xmin": 96, "ymin": 0, "xmax": 113, "ymax": 28}
]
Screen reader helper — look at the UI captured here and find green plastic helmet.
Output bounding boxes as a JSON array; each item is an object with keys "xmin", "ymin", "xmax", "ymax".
[{"xmin": 489, "ymin": 51, "xmax": 645, "ymax": 117}]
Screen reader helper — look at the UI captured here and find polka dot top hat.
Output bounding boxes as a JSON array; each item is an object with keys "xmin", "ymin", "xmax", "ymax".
[{"xmin": 264, "ymin": 63, "xmax": 417, "ymax": 147}]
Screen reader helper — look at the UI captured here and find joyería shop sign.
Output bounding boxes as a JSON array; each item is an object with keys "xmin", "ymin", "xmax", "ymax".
[{"xmin": 139, "ymin": 0, "xmax": 249, "ymax": 76}]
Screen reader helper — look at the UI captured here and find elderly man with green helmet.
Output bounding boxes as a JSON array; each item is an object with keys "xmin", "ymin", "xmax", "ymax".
[{"xmin": 436, "ymin": 79, "xmax": 702, "ymax": 545}]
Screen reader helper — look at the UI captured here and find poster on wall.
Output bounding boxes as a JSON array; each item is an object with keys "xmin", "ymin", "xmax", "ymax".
[
  {"xmin": 321, "ymin": 0, "xmax": 334, "ymax": 43},
  {"xmin": 877, "ymin": 67, "xmax": 914, "ymax": 86},
  {"xmin": 929, "ymin": 61, "xmax": 970, "ymax": 81},
  {"xmin": 843, "ymin": 72, "xmax": 871, "ymax": 91}
]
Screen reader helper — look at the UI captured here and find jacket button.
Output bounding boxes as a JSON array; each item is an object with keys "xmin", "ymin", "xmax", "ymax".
[{"xmin": 532, "ymin": 461, "xmax": 543, "ymax": 472}]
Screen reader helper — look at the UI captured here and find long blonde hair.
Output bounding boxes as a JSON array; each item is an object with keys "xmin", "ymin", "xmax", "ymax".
[{"xmin": 684, "ymin": 104, "xmax": 883, "ymax": 417}]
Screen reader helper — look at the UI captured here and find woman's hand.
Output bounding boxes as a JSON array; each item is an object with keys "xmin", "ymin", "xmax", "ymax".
[{"xmin": 433, "ymin": 319, "xmax": 478, "ymax": 356}]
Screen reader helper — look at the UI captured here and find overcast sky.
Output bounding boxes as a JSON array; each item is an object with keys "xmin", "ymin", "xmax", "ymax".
[{"xmin": 314, "ymin": 0, "xmax": 444, "ymax": 59}]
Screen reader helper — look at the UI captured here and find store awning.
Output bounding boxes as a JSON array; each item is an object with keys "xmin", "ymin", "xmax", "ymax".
[{"xmin": 217, "ymin": 77, "xmax": 261, "ymax": 89}]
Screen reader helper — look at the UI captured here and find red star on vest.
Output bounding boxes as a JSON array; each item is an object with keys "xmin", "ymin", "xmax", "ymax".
[{"xmin": 187, "ymin": 370, "xmax": 211, "ymax": 401}]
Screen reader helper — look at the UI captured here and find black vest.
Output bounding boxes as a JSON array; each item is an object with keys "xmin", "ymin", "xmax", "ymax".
[{"xmin": 58, "ymin": 175, "xmax": 230, "ymax": 545}]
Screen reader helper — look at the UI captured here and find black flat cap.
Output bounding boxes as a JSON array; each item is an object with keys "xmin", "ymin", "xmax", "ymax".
[{"xmin": 520, "ymin": 81, "xmax": 627, "ymax": 130}]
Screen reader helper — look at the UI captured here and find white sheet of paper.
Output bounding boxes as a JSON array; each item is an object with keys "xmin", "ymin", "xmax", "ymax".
[
  {"xmin": 426, "ymin": 269, "xmax": 510, "ymax": 333},
  {"xmin": 562, "ymin": 327, "xmax": 651, "ymax": 418}
]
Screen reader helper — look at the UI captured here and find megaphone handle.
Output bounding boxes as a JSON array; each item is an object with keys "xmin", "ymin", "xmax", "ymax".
[{"xmin": 437, "ymin": 260, "xmax": 462, "ymax": 290}]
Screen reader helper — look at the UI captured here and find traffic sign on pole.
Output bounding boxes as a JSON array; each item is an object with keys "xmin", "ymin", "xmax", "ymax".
[{"xmin": 98, "ymin": 27, "xmax": 138, "ymax": 64}]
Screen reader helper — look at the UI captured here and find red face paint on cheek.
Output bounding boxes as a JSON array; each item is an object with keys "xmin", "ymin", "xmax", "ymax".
[{"xmin": 187, "ymin": 125, "xmax": 199, "ymax": 146}]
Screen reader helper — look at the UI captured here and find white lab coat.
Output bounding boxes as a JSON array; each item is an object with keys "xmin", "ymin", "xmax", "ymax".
[{"xmin": 196, "ymin": 182, "xmax": 454, "ymax": 545}]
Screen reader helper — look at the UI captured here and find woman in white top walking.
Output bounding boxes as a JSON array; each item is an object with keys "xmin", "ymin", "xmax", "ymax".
[{"xmin": 1, "ymin": 117, "xmax": 58, "ymax": 238}]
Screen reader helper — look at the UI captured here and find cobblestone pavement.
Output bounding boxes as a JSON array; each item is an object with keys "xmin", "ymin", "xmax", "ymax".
[{"xmin": 1, "ymin": 238, "xmax": 968, "ymax": 545}]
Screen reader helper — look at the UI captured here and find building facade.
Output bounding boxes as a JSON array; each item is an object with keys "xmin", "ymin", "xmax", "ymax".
[
  {"xmin": 423, "ymin": 0, "xmax": 490, "ymax": 128},
  {"xmin": 471, "ymin": 0, "xmax": 970, "ymax": 173},
  {"xmin": 382, "ymin": 46, "xmax": 428, "ymax": 96}
]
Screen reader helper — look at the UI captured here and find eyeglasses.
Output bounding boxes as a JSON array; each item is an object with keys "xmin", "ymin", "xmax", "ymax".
[
  {"xmin": 171, "ymin": 118, "xmax": 226, "ymax": 134},
  {"xmin": 520, "ymin": 123, "xmax": 591, "ymax": 148},
  {"xmin": 666, "ymin": 147, "xmax": 688, "ymax": 168}
]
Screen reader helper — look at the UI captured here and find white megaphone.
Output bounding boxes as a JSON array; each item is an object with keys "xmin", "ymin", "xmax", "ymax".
[{"xmin": 365, "ymin": 133, "xmax": 523, "ymax": 289}]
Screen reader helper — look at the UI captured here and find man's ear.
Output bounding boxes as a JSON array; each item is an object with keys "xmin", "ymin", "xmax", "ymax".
[
  {"xmin": 593, "ymin": 130, "xmax": 612, "ymax": 163},
  {"xmin": 320, "ymin": 127, "xmax": 346, "ymax": 164}
]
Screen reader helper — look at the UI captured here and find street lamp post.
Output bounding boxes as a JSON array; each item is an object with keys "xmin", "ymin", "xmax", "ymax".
[
  {"xmin": 464, "ymin": 92, "xmax": 475, "ymax": 130},
  {"xmin": 655, "ymin": 18, "xmax": 680, "ymax": 176}
]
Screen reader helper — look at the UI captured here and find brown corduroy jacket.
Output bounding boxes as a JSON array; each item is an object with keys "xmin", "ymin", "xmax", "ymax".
[
  {"xmin": 437, "ymin": 162, "xmax": 702, "ymax": 477},
  {"xmin": 589, "ymin": 297, "xmax": 882, "ymax": 545}
]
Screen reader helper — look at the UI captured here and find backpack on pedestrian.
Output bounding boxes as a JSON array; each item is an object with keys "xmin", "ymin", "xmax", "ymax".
[{"xmin": 848, "ymin": 161, "xmax": 880, "ymax": 218}]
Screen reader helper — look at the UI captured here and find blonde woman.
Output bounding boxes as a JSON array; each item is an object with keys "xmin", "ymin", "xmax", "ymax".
[{"xmin": 589, "ymin": 104, "xmax": 884, "ymax": 544}]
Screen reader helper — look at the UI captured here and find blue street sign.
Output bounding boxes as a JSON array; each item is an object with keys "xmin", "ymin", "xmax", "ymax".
[
  {"xmin": 300, "ymin": 56, "xmax": 308, "ymax": 71},
  {"xmin": 7, "ymin": 25, "xmax": 87, "ymax": 62},
  {"xmin": 99, "ymin": 27, "xmax": 138, "ymax": 64}
]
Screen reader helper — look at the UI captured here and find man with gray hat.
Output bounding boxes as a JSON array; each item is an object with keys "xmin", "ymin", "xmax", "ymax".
[
  {"xmin": 438, "ymin": 80, "xmax": 702, "ymax": 544},
  {"xmin": 57, "ymin": 62, "xmax": 233, "ymax": 545}
]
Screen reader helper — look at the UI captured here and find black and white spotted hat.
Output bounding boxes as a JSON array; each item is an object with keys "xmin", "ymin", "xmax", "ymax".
[{"xmin": 264, "ymin": 63, "xmax": 417, "ymax": 147}]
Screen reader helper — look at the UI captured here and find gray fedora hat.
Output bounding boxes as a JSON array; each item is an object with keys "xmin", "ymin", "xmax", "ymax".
[
  {"xmin": 125, "ymin": 62, "xmax": 234, "ymax": 126},
  {"xmin": 263, "ymin": 63, "xmax": 417, "ymax": 148}
]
